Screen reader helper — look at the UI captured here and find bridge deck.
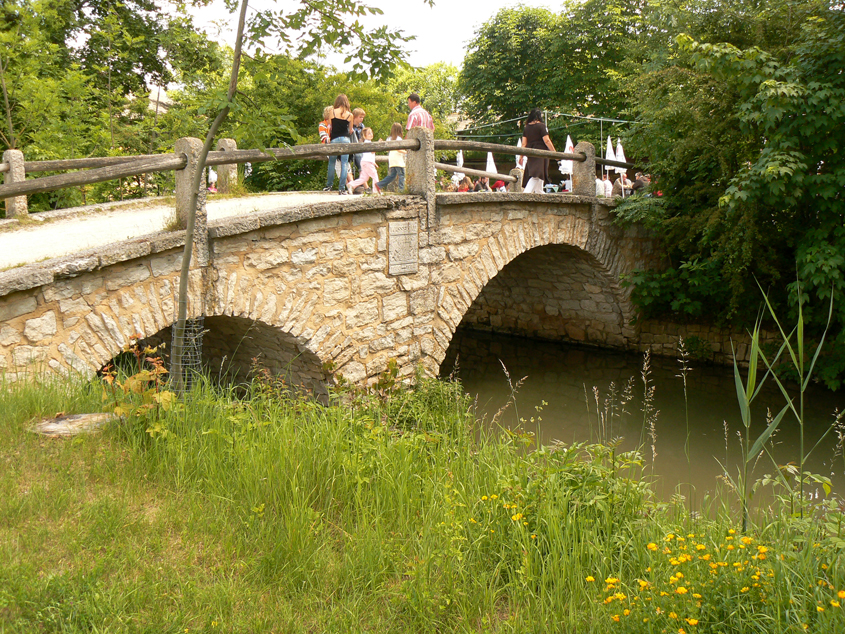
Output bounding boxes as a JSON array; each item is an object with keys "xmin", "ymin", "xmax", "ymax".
[{"xmin": 0, "ymin": 191, "xmax": 338, "ymax": 270}]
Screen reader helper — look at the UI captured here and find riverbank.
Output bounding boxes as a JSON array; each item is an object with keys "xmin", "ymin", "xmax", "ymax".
[{"xmin": 1, "ymin": 372, "xmax": 843, "ymax": 632}]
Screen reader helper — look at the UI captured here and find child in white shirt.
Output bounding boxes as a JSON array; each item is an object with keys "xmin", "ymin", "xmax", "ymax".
[{"xmin": 347, "ymin": 128, "xmax": 378, "ymax": 194}]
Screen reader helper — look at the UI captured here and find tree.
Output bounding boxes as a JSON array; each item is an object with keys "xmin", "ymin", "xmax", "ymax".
[{"xmin": 616, "ymin": 0, "xmax": 845, "ymax": 387}]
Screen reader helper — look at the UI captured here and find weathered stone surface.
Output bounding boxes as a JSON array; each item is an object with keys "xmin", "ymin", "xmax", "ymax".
[
  {"xmin": 0, "ymin": 268, "xmax": 54, "ymax": 297},
  {"xmin": 52, "ymin": 256, "xmax": 99, "ymax": 279},
  {"xmin": 24, "ymin": 311, "xmax": 57, "ymax": 342},
  {"xmin": 0, "ymin": 295, "xmax": 37, "ymax": 321}
]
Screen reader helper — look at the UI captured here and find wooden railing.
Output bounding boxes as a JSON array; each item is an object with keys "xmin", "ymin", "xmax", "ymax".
[{"xmin": 0, "ymin": 135, "xmax": 635, "ymax": 214}]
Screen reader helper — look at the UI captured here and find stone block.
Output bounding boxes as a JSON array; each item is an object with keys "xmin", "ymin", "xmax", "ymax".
[
  {"xmin": 291, "ymin": 248, "xmax": 318, "ymax": 265},
  {"xmin": 24, "ymin": 311, "xmax": 57, "ymax": 342},
  {"xmin": 0, "ymin": 295, "xmax": 37, "ymax": 322},
  {"xmin": 105, "ymin": 263, "xmax": 151, "ymax": 291},
  {"xmin": 0, "ymin": 268, "xmax": 53, "ymax": 297},
  {"xmin": 382, "ymin": 293, "xmax": 408, "ymax": 321},
  {"xmin": 323, "ymin": 278, "xmax": 351, "ymax": 305}
]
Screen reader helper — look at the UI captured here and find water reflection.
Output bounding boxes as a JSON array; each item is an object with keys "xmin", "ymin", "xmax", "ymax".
[{"xmin": 442, "ymin": 329, "xmax": 845, "ymax": 501}]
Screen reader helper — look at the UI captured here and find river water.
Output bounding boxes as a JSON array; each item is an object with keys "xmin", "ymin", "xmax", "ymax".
[{"xmin": 442, "ymin": 329, "xmax": 845, "ymax": 502}]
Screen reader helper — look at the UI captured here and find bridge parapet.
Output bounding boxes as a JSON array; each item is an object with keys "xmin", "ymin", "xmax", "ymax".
[{"xmin": 0, "ymin": 193, "xmax": 658, "ymax": 387}]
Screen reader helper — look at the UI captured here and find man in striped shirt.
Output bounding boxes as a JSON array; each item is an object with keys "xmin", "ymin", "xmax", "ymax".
[{"xmin": 406, "ymin": 93, "xmax": 434, "ymax": 131}]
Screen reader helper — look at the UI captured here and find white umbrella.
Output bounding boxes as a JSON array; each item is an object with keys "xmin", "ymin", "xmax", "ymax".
[
  {"xmin": 452, "ymin": 150, "xmax": 464, "ymax": 185},
  {"xmin": 559, "ymin": 135, "xmax": 575, "ymax": 175},
  {"xmin": 515, "ymin": 137, "xmax": 524, "ymax": 168},
  {"xmin": 615, "ymin": 139, "xmax": 627, "ymax": 175},
  {"xmin": 605, "ymin": 136, "xmax": 616, "ymax": 164},
  {"xmin": 486, "ymin": 152, "xmax": 497, "ymax": 175},
  {"xmin": 615, "ymin": 138, "xmax": 628, "ymax": 198}
]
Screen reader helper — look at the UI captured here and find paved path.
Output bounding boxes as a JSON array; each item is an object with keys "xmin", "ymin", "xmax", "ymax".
[{"xmin": 0, "ymin": 192, "xmax": 338, "ymax": 270}]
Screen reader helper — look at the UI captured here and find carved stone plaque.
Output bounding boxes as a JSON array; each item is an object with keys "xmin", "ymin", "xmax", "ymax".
[{"xmin": 388, "ymin": 219, "xmax": 419, "ymax": 276}]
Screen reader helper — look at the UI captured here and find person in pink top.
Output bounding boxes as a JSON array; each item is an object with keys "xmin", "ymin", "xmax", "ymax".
[
  {"xmin": 346, "ymin": 128, "xmax": 379, "ymax": 194},
  {"xmin": 406, "ymin": 93, "xmax": 434, "ymax": 131}
]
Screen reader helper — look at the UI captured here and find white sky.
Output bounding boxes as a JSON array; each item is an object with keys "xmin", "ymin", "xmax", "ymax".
[{"xmin": 192, "ymin": 0, "xmax": 560, "ymax": 70}]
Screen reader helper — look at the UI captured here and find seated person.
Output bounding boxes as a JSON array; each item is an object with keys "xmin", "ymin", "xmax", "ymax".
[
  {"xmin": 492, "ymin": 180, "xmax": 507, "ymax": 192},
  {"xmin": 631, "ymin": 173, "xmax": 651, "ymax": 192},
  {"xmin": 457, "ymin": 176, "xmax": 473, "ymax": 192},
  {"xmin": 611, "ymin": 175, "xmax": 634, "ymax": 197},
  {"xmin": 473, "ymin": 176, "xmax": 492, "ymax": 192}
]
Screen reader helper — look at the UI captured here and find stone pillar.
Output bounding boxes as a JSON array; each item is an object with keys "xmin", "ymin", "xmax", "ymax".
[
  {"xmin": 572, "ymin": 141, "xmax": 596, "ymax": 196},
  {"xmin": 508, "ymin": 168, "xmax": 524, "ymax": 193},
  {"xmin": 2, "ymin": 149, "xmax": 28, "ymax": 218},
  {"xmin": 405, "ymin": 127, "xmax": 436, "ymax": 232},
  {"xmin": 216, "ymin": 138, "xmax": 238, "ymax": 193}
]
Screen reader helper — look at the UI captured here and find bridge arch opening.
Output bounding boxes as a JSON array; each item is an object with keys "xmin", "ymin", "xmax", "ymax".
[
  {"xmin": 100, "ymin": 316, "xmax": 327, "ymax": 395},
  {"xmin": 444, "ymin": 244, "xmax": 628, "ymax": 371}
]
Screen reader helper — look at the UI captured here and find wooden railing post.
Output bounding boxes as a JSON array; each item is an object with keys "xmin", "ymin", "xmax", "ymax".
[
  {"xmin": 508, "ymin": 168, "xmax": 524, "ymax": 193},
  {"xmin": 405, "ymin": 127, "xmax": 435, "ymax": 231},
  {"xmin": 2, "ymin": 149, "xmax": 27, "ymax": 217},
  {"xmin": 572, "ymin": 141, "xmax": 596, "ymax": 196},
  {"xmin": 216, "ymin": 138, "xmax": 238, "ymax": 193}
]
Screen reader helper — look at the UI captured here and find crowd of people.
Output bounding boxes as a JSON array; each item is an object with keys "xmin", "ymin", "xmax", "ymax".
[
  {"xmin": 319, "ymin": 92, "xmax": 432, "ymax": 195},
  {"xmin": 318, "ymin": 96, "xmax": 653, "ymax": 198}
]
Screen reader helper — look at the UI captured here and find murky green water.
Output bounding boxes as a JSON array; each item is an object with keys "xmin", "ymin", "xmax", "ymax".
[{"xmin": 442, "ymin": 329, "xmax": 845, "ymax": 501}]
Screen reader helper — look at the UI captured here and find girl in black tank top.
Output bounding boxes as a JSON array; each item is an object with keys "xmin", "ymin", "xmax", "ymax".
[{"xmin": 330, "ymin": 113, "xmax": 351, "ymax": 140}]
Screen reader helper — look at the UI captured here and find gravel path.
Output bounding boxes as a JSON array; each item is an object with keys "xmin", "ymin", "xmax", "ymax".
[{"xmin": 0, "ymin": 192, "xmax": 338, "ymax": 270}]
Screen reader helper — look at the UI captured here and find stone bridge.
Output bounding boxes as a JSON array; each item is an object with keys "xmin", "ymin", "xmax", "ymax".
[{"xmin": 0, "ymin": 191, "xmax": 658, "ymax": 390}]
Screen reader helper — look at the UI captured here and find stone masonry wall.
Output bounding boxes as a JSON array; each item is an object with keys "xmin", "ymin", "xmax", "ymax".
[{"xmin": 461, "ymin": 243, "xmax": 626, "ymax": 347}]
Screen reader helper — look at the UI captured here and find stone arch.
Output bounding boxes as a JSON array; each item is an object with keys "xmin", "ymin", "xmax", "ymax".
[
  {"xmin": 201, "ymin": 315, "xmax": 328, "ymax": 393},
  {"xmin": 429, "ymin": 208, "xmax": 636, "ymax": 373}
]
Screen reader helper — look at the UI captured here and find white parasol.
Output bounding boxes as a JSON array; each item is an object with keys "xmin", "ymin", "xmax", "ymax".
[
  {"xmin": 559, "ymin": 135, "xmax": 575, "ymax": 175},
  {"xmin": 605, "ymin": 136, "xmax": 616, "ymax": 165},
  {"xmin": 452, "ymin": 150, "xmax": 465, "ymax": 185},
  {"xmin": 515, "ymin": 137, "xmax": 524, "ymax": 168},
  {"xmin": 486, "ymin": 152, "xmax": 497, "ymax": 176},
  {"xmin": 615, "ymin": 139, "xmax": 627, "ymax": 175},
  {"xmin": 615, "ymin": 138, "xmax": 628, "ymax": 197}
]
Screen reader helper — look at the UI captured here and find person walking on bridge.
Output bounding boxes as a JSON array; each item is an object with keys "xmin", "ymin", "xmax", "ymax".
[
  {"xmin": 406, "ymin": 93, "xmax": 434, "ymax": 131},
  {"xmin": 325, "ymin": 94, "xmax": 354, "ymax": 193},
  {"xmin": 521, "ymin": 108, "xmax": 556, "ymax": 194}
]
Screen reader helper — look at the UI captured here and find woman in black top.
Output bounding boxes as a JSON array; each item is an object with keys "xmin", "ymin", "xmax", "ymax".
[
  {"xmin": 325, "ymin": 94, "xmax": 354, "ymax": 193},
  {"xmin": 520, "ymin": 108, "xmax": 556, "ymax": 194}
]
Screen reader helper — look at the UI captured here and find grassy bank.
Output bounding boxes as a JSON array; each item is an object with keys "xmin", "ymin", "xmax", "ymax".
[{"xmin": 1, "ymin": 369, "xmax": 844, "ymax": 633}]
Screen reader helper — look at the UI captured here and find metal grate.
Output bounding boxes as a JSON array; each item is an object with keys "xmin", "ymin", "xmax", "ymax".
[{"xmin": 170, "ymin": 315, "xmax": 205, "ymax": 392}]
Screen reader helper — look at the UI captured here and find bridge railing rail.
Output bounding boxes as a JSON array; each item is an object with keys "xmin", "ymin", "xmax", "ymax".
[{"xmin": 0, "ymin": 133, "xmax": 635, "ymax": 220}]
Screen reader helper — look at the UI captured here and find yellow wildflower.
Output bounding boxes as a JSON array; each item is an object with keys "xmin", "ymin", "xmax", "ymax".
[
  {"xmin": 686, "ymin": 618, "xmax": 699, "ymax": 625},
  {"xmin": 647, "ymin": 542, "xmax": 658, "ymax": 551},
  {"xmin": 695, "ymin": 544, "xmax": 706, "ymax": 551},
  {"xmin": 839, "ymin": 590, "xmax": 845, "ymax": 599},
  {"xmin": 831, "ymin": 600, "xmax": 841, "ymax": 608},
  {"xmin": 676, "ymin": 587, "xmax": 689, "ymax": 595},
  {"xmin": 817, "ymin": 606, "xmax": 825, "ymax": 613},
  {"xmin": 586, "ymin": 576, "xmax": 595, "ymax": 582},
  {"xmin": 623, "ymin": 609, "xmax": 630, "ymax": 616},
  {"xmin": 491, "ymin": 494, "xmax": 498, "ymax": 499},
  {"xmin": 481, "ymin": 496, "xmax": 488, "ymax": 501},
  {"xmin": 606, "ymin": 577, "xmax": 619, "ymax": 584},
  {"xmin": 669, "ymin": 612, "xmax": 678, "ymax": 619},
  {"xmin": 741, "ymin": 587, "xmax": 749, "ymax": 593},
  {"xmin": 728, "ymin": 529, "xmax": 736, "ymax": 534},
  {"xmin": 612, "ymin": 615, "xmax": 620, "ymax": 622},
  {"xmin": 741, "ymin": 536, "xmax": 753, "ymax": 545}
]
